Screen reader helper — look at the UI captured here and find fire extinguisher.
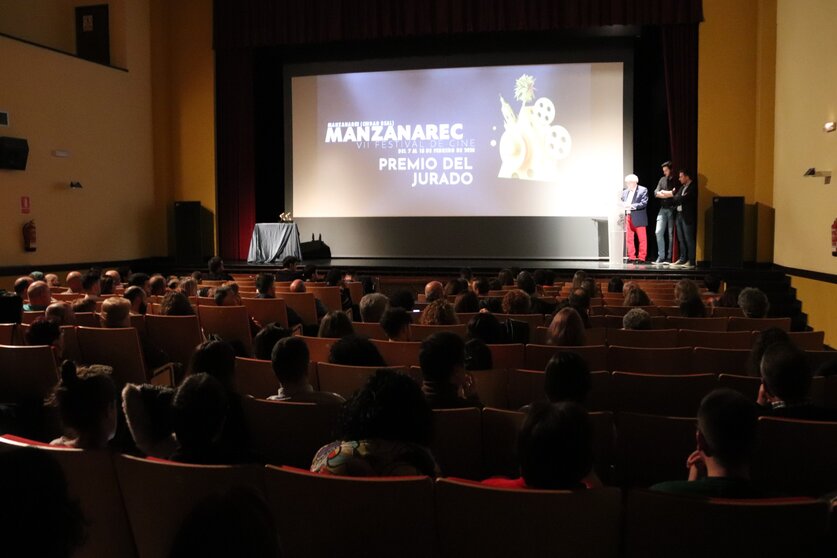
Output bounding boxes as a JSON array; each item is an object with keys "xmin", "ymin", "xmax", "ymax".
[
  {"xmin": 832, "ymin": 218, "xmax": 837, "ymax": 257},
  {"xmin": 22, "ymin": 220, "xmax": 36, "ymax": 252}
]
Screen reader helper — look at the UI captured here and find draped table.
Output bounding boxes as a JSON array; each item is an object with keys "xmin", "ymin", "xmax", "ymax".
[{"xmin": 247, "ymin": 223, "xmax": 302, "ymax": 263}]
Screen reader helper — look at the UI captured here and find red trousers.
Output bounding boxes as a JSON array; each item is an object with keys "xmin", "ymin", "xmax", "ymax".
[{"xmin": 625, "ymin": 215, "xmax": 647, "ymax": 261}]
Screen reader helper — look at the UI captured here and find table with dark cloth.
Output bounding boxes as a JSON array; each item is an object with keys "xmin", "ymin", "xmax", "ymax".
[{"xmin": 247, "ymin": 223, "xmax": 302, "ymax": 263}]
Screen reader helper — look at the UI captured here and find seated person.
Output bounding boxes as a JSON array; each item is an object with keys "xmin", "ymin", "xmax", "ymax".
[
  {"xmin": 268, "ymin": 336, "xmax": 344, "ymax": 404},
  {"xmin": 44, "ymin": 272, "xmax": 61, "ymax": 287},
  {"xmin": 622, "ymin": 308, "xmax": 651, "ymax": 330},
  {"xmin": 71, "ymin": 297, "xmax": 97, "ymax": 314},
  {"xmin": 607, "ymin": 277, "xmax": 624, "ymax": 294},
  {"xmin": 148, "ymin": 275, "xmax": 167, "ymax": 296},
  {"xmin": 318, "ymin": 310, "xmax": 354, "ymax": 338},
  {"xmin": 215, "ymin": 285, "xmax": 261, "ymax": 341},
  {"xmin": 328, "ymin": 335, "xmax": 386, "ymax": 367},
  {"xmin": 26, "ymin": 317, "xmax": 64, "ymax": 362},
  {"xmin": 547, "ymin": 307, "xmax": 586, "ymax": 346},
  {"xmin": 359, "ymin": 293, "xmax": 389, "ymax": 323},
  {"xmin": 123, "ymin": 285, "xmax": 148, "ymax": 315},
  {"xmin": 453, "ymin": 291, "xmax": 480, "ymax": 314},
  {"xmin": 483, "ymin": 401, "xmax": 599, "ymax": 490},
  {"xmin": 679, "ymin": 295, "xmax": 707, "ymax": 318},
  {"xmin": 652, "ymin": 389, "xmax": 761, "ymax": 498},
  {"xmin": 419, "ymin": 332, "xmax": 481, "ymax": 409},
  {"xmin": 424, "ymin": 281, "xmax": 444, "ymax": 303},
  {"xmin": 101, "ymin": 297, "xmax": 132, "ymax": 328},
  {"xmin": 758, "ymin": 342, "xmax": 837, "ymax": 421},
  {"xmin": 127, "ymin": 272, "xmax": 151, "ymax": 295},
  {"xmin": 623, "ymin": 287, "xmax": 651, "ymax": 307},
  {"xmin": 13, "ymin": 276, "xmax": 33, "ymax": 299},
  {"xmin": 738, "ymin": 287, "xmax": 770, "ymax": 318},
  {"xmin": 567, "ymin": 289, "xmax": 592, "ymax": 328},
  {"xmin": 204, "ymin": 256, "xmax": 234, "ymax": 281},
  {"xmin": 23, "ymin": 281, "xmax": 53, "ymax": 311},
  {"xmin": 746, "ymin": 327, "xmax": 790, "ymax": 377},
  {"xmin": 159, "ymin": 291, "xmax": 195, "ymax": 316},
  {"xmin": 673, "ymin": 279, "xmax": 700, "ymax": 306},
  {"xmin": 81, "ymin": 271, "xmax": 102, "ymax": 300},
  {"xmin": 179, "ymin": 277, "xmax": 198, "ymax": 298},
  {"xmin": 65, "ymin": 271, "xmax": 83, "ymax": 294},
  {"xmin": 49, "ymin": 361, "xmax": 118, "ymax": 449},
  {"xmin": 464, "ymin": 338, "xmax": 492, "ymax": 371},
  {"xmin": 289, "ymin": 279, "xmax": 328, "ymax": 320},
  {"xmin": 45, "ymin": 301, "xmax": 75, "ymax": 326},
  {"xmin": 252, "ymin": 323, "xmax": 291, "ymax": 360},
  {"xmin": 419, "ymin": 299, "xmax": 458, "ymax": 326},
  {"xmin": 275, "ymin": 256, "xmax": 303, "ymax": 282},
  {"xmin": 380, "ymin": 307, "xmax": 412, "ymax": 341},
  {"xmin": 311, "ymin": 370, "xmax": 438, "ymax": 477},
  {"xmin": 544, "ymin": 353, "xmax": 591, "ymax": 405},
  {"xmin": 388, "ymin": 289, "xmax": 416, "ymax": 312},
  {"xmin": 254, "ymin": 272, "xmax": 276, "ymax": 298},
  {"xmin": 501, "ymin": 289, "xmax": 531, "ymax": 315},
  {"xmin": 467, "ymin": 313, "xmax": 508, "ymax": 345}
]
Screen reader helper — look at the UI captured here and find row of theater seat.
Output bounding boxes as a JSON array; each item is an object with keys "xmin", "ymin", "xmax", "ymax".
[{"xmin": 0, "ymin": 435, "xmax": 832, "ymax": 558}]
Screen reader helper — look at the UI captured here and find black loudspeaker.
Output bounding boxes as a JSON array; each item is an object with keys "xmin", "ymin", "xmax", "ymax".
[
  {"xmin": 0, "ymin": 137, "xmax": 29, "ymax": 170},
  {"xmin": 711, "ymin": 196, "xmax": 744, "ymax": 269},
  {"xmin": 300, "ymin": 234, "xmax": 332, "ymax": 260},
  {"xmin": 174, "ymin": 201, "xmax": 214, "ymax": 267}
]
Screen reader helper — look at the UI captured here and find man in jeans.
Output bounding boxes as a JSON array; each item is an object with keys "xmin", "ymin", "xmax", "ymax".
[
  {"xmin": 653, "ymin": 161, "xmax": 676, "ymax": 265},
  {"xmin": 671, "ymin": 169, "xmax": 697, "ymax": 268}
]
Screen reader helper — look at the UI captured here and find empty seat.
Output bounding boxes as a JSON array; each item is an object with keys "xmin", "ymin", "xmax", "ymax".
[
  {"xmin": 676, "ymin": 329, "xmax": 755, "ymax": 349},
  {"xmin": 408, "ymin": 323, "xmax": 467, "ymax": 341},
  {"xmin": 298, "ymin": 335, "xmax": 337, "ymax": 364},
  {"xmin": 469, "ymin": 368, "xmax": 509, "ymax": 409},
  {"xmin": 710, "ymin": 306, "xmax": 745, "ymax": 318},
  {"xmin": 241, "ymin": 297, "xmax": 289, "ymax": 328},
  {"xmin": 487, "ymin": 343, "xmax": 525, "ymax": 370},
  {"xmin": 610, "ymin": 372, "xmax": 716, "ymax": 417},
  {"xmin": 624, "ymin": 490, "xmax": 829, "ymax": 558},
  {"xmin": 76, "ymin": 327, "xmax": 147, "ymax": 386},
  {"xmin": 113, "ymin": 455, "xmax": 265, "ymax": 558},
  {"xmin": 606, "ymin": 328, "xmax": 678, "ymax": 348},
  {"xmin": 197, "ymin": 305, "xmax": 253, "ymax": 356},
  {"xmin": 495, "ymin": 314, "xmax": 546, "ymax": 330},
  {"xmin": 0, "ymin": 323, "xmax": 13, "ymax": 345},
  {"xmin": 144, "ymin": 314, "xmax": 203, "ymax": 370},
  {"xmin": 607, "ymin": 346, "xmax": 693, "ymax": 374},
  {"xmin": 21, "ymin": 311, "xmax": 43, "ymax": 325},
  {"xmin": 371, "ymin": 339, "xmax": 421, "ymax": 367},
  {"xmin": 265, "ymin": 465, "xmax": 435, "ymax": 558},
  {"xmin": 235, "ymin": 357, "xmax": 280, "ymax": 399},
  {"xmin": 728, "ymin": 316, "xmax": 791, "ymax": 332},
  {"xmin": 351, "ymin": 321, "xmax": 387, "ymax": 340},
  {"xmin": 717, "ymin": 373, "xmax": 761, "ymax": 400},
  {"xmin": 524, "ymin": 344, "xmax": 608, "ymax": 371},
  {"xmin": 431, "ymin": 407, "xmax": 482, "ymax": 479},
  {"xmin": 276, "ymin": 292, "xmax": 318, "ymax": 325},
  {"xmin": 787, "ymin": 331, "xmax": 825, "ymax": 350},
  {"xmin": 317, "ymin": 363, "xmax": 410, "ymax": 399},
  {"xmin": 0, "ymin": 344, "xmax": 59, "ymax": 402},
  {"xmin": 506, "ymin": 369, "xmax": 610, "ymax": 411},
  {"xmin": 614, "ymin": 412, "xmax": 696, "ymax": 487},
  {"xmin": 435, "ymin": 479, "xmax": 622, "ymax": 558},
  {"xmin": 691, "ymin": 347, "xmax": 750, "ymax": 374},
  {"xmin": 241, "ymin": 397, "xmax": 341, "ymax": 468}
]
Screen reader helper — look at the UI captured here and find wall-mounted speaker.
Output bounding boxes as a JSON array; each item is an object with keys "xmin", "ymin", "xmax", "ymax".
[
  {"xmin": 0, "ymin": 137, "xmax": 29, "ymax": 170},
  {"xmin": 175, "ymin": 201, "xmax": 214, "ymax": 266}
]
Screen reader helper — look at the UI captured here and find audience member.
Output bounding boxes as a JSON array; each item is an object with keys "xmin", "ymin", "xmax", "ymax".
[
  {"xmin": 679, "ymin": 295, "xmax": 708, "ymax": 318},
  {"xmin": 101, "ymin": 297, "xmax": 132, "ymax": 328},
  {"xmin": 544, "ymin": 352, "xmax": 591, "ymax": 405},
  {"xmin": 252, "ymin": 323, "xmax": 291, "ymax": 361},
  {"xmin": 571, "ymin": 270, "xmax": 587, "ymax": 290},
  {"xmin": 622, "ymin": 308, "xmax": 652, "ymax": 330},
  {"xmin": 473, "ymin": 277, "xmax": 490, "ymax": 297},
  {"xmin": 547, "ymin": 307, "xmax": 586, "ymax": 346},
  {"xmin": 276, "ymin": 256, "xmax": 302, "ymax": 281},
  {"xmin": 123, "ymin": 285, "xmax": 147, "ymax": 315},
  {"xmin": 359, "ymin": 293, "xmax": 389, "ymax": 323},
  {"xmin": 419, "ymin": 332, "xmax": 481, "ymax": 409},
  {"xmin": 623, "ymin": 287, "xmax": 651, "ymax": 307},
  {"xmin": 81, "ymin": 271, "xmax": 101, "ymax": 299},
  {"xmin": 738, "ymin": 287, "xmax": 770, "ymax": 318},
  {"xmin": 71, "ymin": 297, "xmax": 96, "ymax": 313},
  {"xmin": 674, "ymin": 279, "xmax": 700, "ymax": 306},
  {"xmin": 318, "ymin": 310, "xmax": 355, "ymax": 338},
  {"xmin": 179, "ymin": 277, "xmax": 198, "ymax": 297},
  {"xmin": 580, "ymin": 278, "xmax": 600, "ymax": 298},
  {"xmin": 704, "ymin": 274, "xmax": 722, "ymax": 296},
  {"xmin": 44, "ymin": 273, "xmax": 60, "ymax": 288},
  {"xmin": 519, "ymin": 271, "xmax": 557, "ymax": 314},
  {"xmin": 255, "ymin": 273, "xmax": 275, "ymax": 298},
  {"xmin": 419, "ymin": 299, "xmax": 458, "ymax": 325},
  {"xmin": 25, "ymin": 318, "xmax": 63, "ymax": 362},
  {"xmin": 49, "ymin": 361, "xmax": 117, "ymax": 449},
  {"xmin": 14, "ymin": 276, "xmax": 33, "ymax": 298},
  {"xmin": 328, "ymin": 335, "xmax": 386, "ymax": 367},
  {"xmin": 758, "ymin": 342, "xmax": 837, "ymax": 420},
  {"xmin": 23, "ymin": 281, "xmax": 52, "ymax": 311},
  {"xmin": 424, "ymin": 281, "xmax": 444, "ymax": 303},
  {"xmin": 652, "ymin": 389, "xmax": 760, "ymax": 498},
  {"xmin": 444, "ymin": 279, "xmax": 467, "ymax": 297},
  {"xmin": 159, "ymin": 291, "xmax": 195, "ymax": 316},
  {"xmin": 104, "ymin": 269, "xmax": 122, "ymax": 286},
  {"xmin": 607, "ymin": 277, "xmax": 624, "ymax": 294},
  {"xmin": 148, "ymin": 275, "xmax": 167, "ymax": 296},
  {"xmin": 66, "ymin": 271, "xmax": 83, "ymax": 293},
  {"xmin": 502, "ymin": 289, "xmax": 531, "ymax": 315},
  {"xmin": 389, "ymin": 289, "xmax": 416, "ymax": 311},
  {"xmin": 310, "ymin": 369, "xmax": 438, "ymax": 477},
  {"xmin": 269, "ymin": 336, "xmax": 344, "ymax": 404},
  {"xmin": 99, "ymin": 276, "xmax": 115, "ymax": 296},
  {"xmin": 567, "ymin": 289, "xmax": 592, "ymax": 328},
  {"xmin": 169, "ymin": 373, "xmax": 238, "ymax": 464},
  {"xmin": 214, "ymin": 285, "xmax": 242, "ymax": 307},
  {"xmin": 454, "ymin": 291, "xmax": 480, "ymax": 313},
  {"xmin": 127, "ymin": 272, "xmax": 151, "ymax": 294},
  {"xmin": 205, "ymin": 256, "xmax": 234, "ymax": 281},
  {"xmin": 464, "ymin": 338, "xmax": 493, "ymax": 371},
  {"xmin": 289, "ymin": 279, "xmax": 328, "ymax": 319},
  {"xmin": 380, "ymin": 307, "xmax": 412, "ymax": 341},
  {"xmin": 498, "ymin": 268, "xmax": 514, "ymax": 286},
  {"xmin": 466, "ymin": 313, "xmax": 507, "ymax": 344},
  {"xmin": 45, "ymin": 301, "xmax": 75, "ymax": 326}
]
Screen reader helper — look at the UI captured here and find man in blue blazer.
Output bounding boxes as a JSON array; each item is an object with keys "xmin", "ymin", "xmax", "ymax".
[{"xmin": 620, "ymin": 174, "xmax": 649, "ymax": 263}]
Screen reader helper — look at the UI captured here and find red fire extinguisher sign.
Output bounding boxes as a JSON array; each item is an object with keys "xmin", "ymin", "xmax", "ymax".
[{"xmin": 20, "ymin": 196, "xmax": 30, "ymax": 214}]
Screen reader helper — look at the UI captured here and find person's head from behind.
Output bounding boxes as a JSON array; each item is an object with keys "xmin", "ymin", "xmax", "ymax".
[
  {"xmin": 214, "ymin": 285, "xmax": 241, "ymax": 307},
  {"xmin": 738, "ymin": 287, "xmax": 770, "ymax": 318},
  {"xmin": 81, "ymin": 271, "xmax": 101, "ymax": 296},
  {"xmin": 696, "ymin": 389, "xmax": 758, "ymax": 475},
  {"xmin": 424, "ymin": 281, "xmax": 443, "ymax": 302},
  {"xmin": 252, "ymin": 323, "xmax": 291, "ymax": 360},
  {"xmin": 464, "ymin": 338, "xmax": 493, "ymax": 371},
  {"xmin": 760, "ymin": 342, "xmax": 812, "ymax": 405},
  {"xmin": 674, "ymin": 279, "xmax": 699, "ymax": 305},
  {"xmin": 207, "ymin": 256, "xmax": 224, "ymax": 275},
  {"xmin": 282, "ymin": 255, "xmax": 299, "ymax": 271},
  {"xmin": 580, "ymin": 278, "xmax": 598, "ymax": 298},
  {"xmin": 270, "ymin": 336, "xmax": 310, "ymax": 387},
  {"xmin": 14, "ymin": 276, "xmax": 33, "ymax": 297},
  {"xmin": 679, "ymin": 295, "xmax": 707, "ymax": 318},
  {"xmin": 473, "ymin": 277, "xmax": 490, "ymax": 296},
  {"xmin": 45, "ymin": 273, "xmax": 60, "ymax": 287},
  {"xmin": 389, "ymin": 289, "xmax": 415, "ymax": 311},
  {"xmin": 704, "ymin": 274, "xmax": 722, "ymax": 293},
  {"xmin": 607, "ymin": 277, "xmax": 624, "ymax": 294},
  {"xmin": 26, "ymin": 318, "xmax": 63, "ymax": 360},
  {"xmin": 123, "ymin": 286, "xmax": 147, "ymax": 314},
  {"xmin": 498, "ymin": 269, "xmax": 514, "ymax": 286},
  {"xmin": 288, "ymin": 279, "xmax": 306, "ymax": 293},
  {"xmin": 127, "ymin": 272, "xmax": 151, "ymax": 294},
  {"xmin": 71, "ymin": 297, "xmax": 96, "ymax": 314},
  {"xmin": 189, "ymin": 340, "xmax": 236, "ymax": 392},
  {"xmin": 148, "ymin": 275, "xmax": 166, "ymax": 296},
  {"xmin": 516, "ymin": 271, "xmax": 536, "ymax": 296},
  {"xmin": 255, "ymin": 273, "xmax": 275, "ymax": 297},
  {"xmin": 324, "ymin": 268, "xmax": 343, "ymax": 287},
  {"xmin": 159, "ymin": 292, "xmax": 195, "ymax": 316},
  {"xmin": 571, "ymin": 270, "xmax": 587, "ymax": 290},
  {"xmin": 66, "ymin": 271, "xmax": 83, "ymax": 293},
  {"xmin": 26, "ymin": 281, "xmax": 51, "ymax": 307},
  {"xmin": 502, "ymin": 289, "xmax": 531, "ymax": 314},
  {"xmin": 328, "ymin": 335, "xmax": 386, "ymax": 367},
  {"xmin": 101, "ymin": 297, "xmax": 131, "ymax": 328},
  {"xmin": 623, "ymin": 287, "xmax": 650, "ymax": 307},
  {"xmin": 547, "ymin": 307, "xmax": 586, "ymax": 347},
  {"xmin": 173, "ymin": 373, "xmax": 229, "ymax": 453},
  {"xmin": 359, "ymin": 293, "xmax": 389, "ymax": 323},
  {"xmin": 419, "ymin": 299, "xmax": 458, "ymax": 325},
  {"xmin": 443, "ymin": 279, "xmax": 466, "ymax": 297},
  {"xmin": 99, "ymin": 276, "xmax": 115, "ymax": 296},
  {"xmin": 544, "ymin": 353, "xmax": 591, "ymax": 404},
  {"xmin": 0, "ymin": 448, "xmax": 85, "ymax": 557},
  {"xmin": 622, "ymin": 308, "xmax": 651, "ymax": 330},
  {"xmin": 178, "ymin": 277, "xmax": 198, "ymax": 298},
  {"xmin": 454, "ymin": 291, "xmax": 480, "ymax": 313},
  {"xmin": 747, "ymin": 327, "xmax": 790, "ymax": 376},
  {"xmin": 318, "ymin": 310, "xmax": 355, "ymax": 338},
  {"xmin": 45, "ymin": 302, "xmax": 75, "ymax": 327},
  {"xmin": 380, "ymin": 308, "xmax": 412, "ymax": 341},
  {"xmin": 51, "ymin": 361, "xmax": 117, "ymax": 449},
  {"xmin": 518, "ymin": 401, "xmax": 593, "ymax": 489},
  {"xmin": 419, "ymin": 332, "xmax": 465, "ymax": 385},
  {"xmin": 467, "ymin": 312, "xmax": 506, "ymax": 344},
  {"xmin": 568, "ymin": 288, "xmax": 590, "ymax": 313},
  {"xmin": 339, "ymin": 369, "xmax": 432, "ymax": 447}
]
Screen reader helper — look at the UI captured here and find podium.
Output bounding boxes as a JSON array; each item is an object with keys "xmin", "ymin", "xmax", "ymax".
[{"xmin": 608, "ymin": 209, "xmax": 626, "ymax": 267}]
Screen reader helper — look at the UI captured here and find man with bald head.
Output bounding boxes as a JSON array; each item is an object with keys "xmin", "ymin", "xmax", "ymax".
[
  {"xmin": 289, "ymin": 279, "xmax": 327, "ymax": 319},
  {"xmin": 24, "ymin": 281, "xmax": 53, "ymax": 311},
  {"xmin": 425, "ymin": 281, "xmax": 444, "ymax": 303},
  {"xmin": 14, "ymin": 276, "xmax": 33, "ymax": 298},
  {"xmin": 45, "ymin": 301, "xmax": 75, "ymax": 326},
  {"xmin": 104, "ymin": 269, "xmax": 122, "ymax": 287},
  {"xmin": 44, "ymin": 273, "xmax": 60, "ymax": 288},
  {"xmin": 66, "ymin": 271, "xmax": 83, "ymax": 293}
]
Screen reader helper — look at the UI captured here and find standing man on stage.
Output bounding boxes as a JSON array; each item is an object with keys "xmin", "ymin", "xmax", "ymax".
[
  {"xmin": 653, "ymin": 161, "xmax": 676, "ymax": 265},
  {"xmin": 671, "ymin": 169, "xmax": 697, "ymax": 268},
  {"xmin": 620, "ymin": 174, "xmax": 649, "ymax": 264}
]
